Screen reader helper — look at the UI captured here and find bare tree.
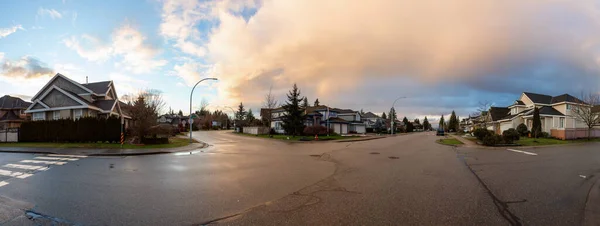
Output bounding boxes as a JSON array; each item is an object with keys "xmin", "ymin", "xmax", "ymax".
[
  {"xmin": 261, "ymin": 86, "xmax": 278, "ymax": 126},
  {"xmin": 198, "ymin": 98, "xmax": 210, "ymax": 116},
  {"xmin": 571, "ymin": 92, "xmax": 600, "ymax": 140},
  {"xmin": 139, "ymin": 89, "xmax": 166, "ymax": 115},
  {"xmin": 474, "ymin": 101, "xmax": 493, "ymax": 128}
]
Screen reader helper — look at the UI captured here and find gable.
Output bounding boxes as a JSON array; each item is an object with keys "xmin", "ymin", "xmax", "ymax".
[
  {"xmin": 49, "ymin": 76, "xmax": 89, "ymax": 95},
  {"xmin": 42, "ymin": 89, "xmax": 82, "ymax": 108},
  {"xmin": 30, "ymin": 102, "xmax": 48, "ymax": 110},
  {"xmin": 520, "ymin": 93, "xmax": 533, "ymax": 106}
]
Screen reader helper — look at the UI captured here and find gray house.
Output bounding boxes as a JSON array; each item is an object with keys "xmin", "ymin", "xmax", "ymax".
[{"xmin": 24, "ymin": 73, "xmax": 130, "ymax": 127}]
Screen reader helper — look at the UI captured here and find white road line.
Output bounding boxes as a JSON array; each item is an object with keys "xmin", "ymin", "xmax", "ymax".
[
  {"xmin": 3, "ymin": 164, "xmax": 49, "ymax": 171},
  {"xmin": 0, "ymin": 169, "xmax": 33, "ymax": 179},
  {"xmin": 21, "ymin": 160, "xmax": 67, "ymax": 165},
  {"xmin": 507, "ymin": 149, "xmax": 538, "ymax": 156},
  {"xmin": 0, "ymin": 181, "xmax": 8, "ymax": 187},
  {"xmin": 46, "ymin": 154, "xmax": 87, "ymax": 158},
  {"xmin": 35, "ymin": 156, "xmax": 79, "ymax": 161}
]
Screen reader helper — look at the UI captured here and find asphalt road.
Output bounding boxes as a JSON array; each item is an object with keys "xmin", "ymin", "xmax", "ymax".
[{"xmin": 0, "ymin": 131, "xmax": 599, "ymax": 225}]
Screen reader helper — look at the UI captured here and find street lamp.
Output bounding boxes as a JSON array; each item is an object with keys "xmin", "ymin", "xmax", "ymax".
[
  {"xmin": 189, "ymin": 78, "xmax": 218, "ymax": 143},
  {"xmin": 390, "ymin": 96, "xmax": 407, "ymax": 135},
  {"xmin": 219, "ymin": 106, "xmax": 236, "ymax": 130}
]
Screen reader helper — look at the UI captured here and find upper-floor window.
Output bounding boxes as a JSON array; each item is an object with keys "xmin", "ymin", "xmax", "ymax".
[
  {"xmin": 74, "ymin": 109, "xmax": 83, "ymax": 120},
  {"xmin": 512, "ymin": 108, "xmax": 517, "ymax": 114},
  {"xmin": 53, "ymin": 111, "xmax": 60, "ymax": 120},
  {"xmin": 566, "ymin": 104, "xmax": 571, "ymax": 110},
  {"xmin": 33, "ymin": 112, "xmax": 45, "ymax": 121}
]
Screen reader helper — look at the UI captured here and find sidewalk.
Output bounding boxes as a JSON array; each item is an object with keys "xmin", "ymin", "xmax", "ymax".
[
  {"xmin": 0, "ymin": 142, "xmax": 208, "ymax": 156},
  {"xmin": 449, "ymin": 134, "xmax": 479, "ymax": 148}
]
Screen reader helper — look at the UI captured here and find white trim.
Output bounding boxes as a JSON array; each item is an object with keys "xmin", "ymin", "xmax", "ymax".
[
  {"xmin": 32, "ymin": 112, "xmax": 45, "ymax": 121},
  {"xmin": 74, "ymin": 109, "xmax": 83, "ymax": 119},
  {"xmin": 53, "ymin": 111, "xmax": 60, "ymax": 120},
  {"xmin": 39, "ymin": 85, "xmax": 89, "ymax": 106},
  {"xmin": 100, "ymin": 101, "xmax": 118, "ymax": 114},
  {"xmin": 25, "ymin": 106, "xmax": 100, "ymax": 113},
  {"xmin": 24, "ymin": 100, "xmax": 51, "ymax": 112},
  {"xmin": 30, "ymin": 73, "xmax": 94, "ymax": 100}
]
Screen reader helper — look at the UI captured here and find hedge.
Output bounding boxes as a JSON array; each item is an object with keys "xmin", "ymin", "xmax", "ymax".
[{"xmin": 20, "ymin": 116, "xmax": 121, "ymax": 143}]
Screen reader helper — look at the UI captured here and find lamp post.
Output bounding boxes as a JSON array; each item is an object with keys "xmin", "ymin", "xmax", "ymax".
[
  {"xmin": 220, "ymin": 106, "xmax": 236, "ymax": 130},
  {"xmin": 189, "ymin": 78, "xmax": 218, "ymax": 143},
  {"xmin": 390, "ymin": 97, "xmax": 407, "ymax": 135}
]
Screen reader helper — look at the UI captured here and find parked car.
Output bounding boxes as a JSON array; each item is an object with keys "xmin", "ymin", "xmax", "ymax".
[{"xmin": 436, "ymin": 129, "xmax": 445, "ymax": 136}]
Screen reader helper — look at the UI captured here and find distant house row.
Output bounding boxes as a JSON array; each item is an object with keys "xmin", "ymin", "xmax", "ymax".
[
  {"xmin": 0, "ymin": 73, "xmax": 131, "ymax": 130},
  {"xmin": 463, "ymin": 92, "xmax": 600, "ymax": 140}
]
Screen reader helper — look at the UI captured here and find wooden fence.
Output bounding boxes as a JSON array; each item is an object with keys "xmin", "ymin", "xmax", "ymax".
[{"xmin": 551, "ymin": 128, "xmax": 600, "ymax": 140}]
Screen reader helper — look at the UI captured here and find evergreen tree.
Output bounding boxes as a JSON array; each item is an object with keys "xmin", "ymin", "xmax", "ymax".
[
  {"xmin": 439, "ymin": 115, "xmax": 445, "ymax": 131},
  {"xmin": 360, "ymin": 109, "xmax": 365, "ymax": 115},
  {"xmin": 403, "ymin": 117, "xmax": 413, "ymax": 132},
  {"xmin": 282, "ymin": 84, "xmax": 305, "ymax": 136},
  {"xmin": 532, "ymin": 107, "xmax": 542, "ymax": 138},
  {"xmin": 178, "ymin": 110, "xmax": 183, "ymax": 116},
  {"xmin": 382, "ymin": 112, "xmax": 387, "ymax": 120},
  {"xmin": 423, "ymin": 117, "xmax": 431, "ymax": 131},
  {"xmin": 389, "ymin": 108, "xmax": 397, "ymax": 121},
  {"xmin": 314, "ymin": 98, "xmax": 320, "ymax": 106},
  {"xmin": 235, "ymin": 102, "xmax": 246, "ymax": 122},
  {"xmin": 448, "ymin": 111, "xmax": 458, "ymax": 132},
  {"xmin": 247, "ymin": 109, "xmax": 256, "ymax": 124},
  {"xmin": 302, "ymin": 97, "xmax": 309, "ymax": 109}
]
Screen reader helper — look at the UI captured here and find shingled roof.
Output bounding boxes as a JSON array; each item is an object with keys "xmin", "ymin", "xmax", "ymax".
[
  {"xmin": 0, "ymin": 110, "xmax": 22, "ymax": 121},
  {"xmin": 523, "ymin": 92, "xmax": 553, "ymax": 104},
  {"xmin": 83, "ymin": 81, "xmax": 111, "ymax": 94},
  {"xmin": 489, "ymin": 107, "xmax": 510, "ymax": 121},
  {"xmin": 0, "ymin": 95, "xmax": 32, "ymax": 109},
  {"xmin": 523, "ymin": 106, "xmax": 564, "ymax": 116},
  {"xmin": 361, "ymin": 112, "xmax": 379, "ymax": 118},
  {"xmin": 551, "ymin": 94, "xmax": 584, "ymax": 104}
]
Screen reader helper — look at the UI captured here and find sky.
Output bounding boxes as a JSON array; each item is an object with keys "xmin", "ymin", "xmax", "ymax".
[{"xmin": 1, "ymin": 0, "xmax": 600, "ymax": 122}]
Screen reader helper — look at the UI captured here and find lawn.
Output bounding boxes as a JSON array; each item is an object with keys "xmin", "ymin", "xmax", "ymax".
[
  {"xmin": 516, "ymin": 137, "xmax": 600, "ymax": 146},
  {"xmin": 438, "ymin": 138, "xmax": 464, "ymax": 145},
  {"xmin": 236, "ymin": 132, "xmax": 355, "ymax": 141},
  {"xmin": 0, "ymin": 137, "xmax": 193, "ymax": 149}
]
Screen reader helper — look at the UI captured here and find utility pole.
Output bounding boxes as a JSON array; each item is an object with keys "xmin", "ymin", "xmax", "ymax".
[{"xmin": 189, "ymin": 78, "xmax": 218, "ymax": 143}]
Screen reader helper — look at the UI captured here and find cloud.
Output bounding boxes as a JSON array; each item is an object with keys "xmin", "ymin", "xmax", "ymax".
[
  {"xmin": 172, "ymin": 61, "xmax": 214, "ymax": 86},
  {"xmin": 109, "ymin": 73, "xmax": 150, "ymax": 95},
  {"xmin": 160, "ymin": 0, "xmax": 600, "ymax": 117},
  {"xmin": 1, "ymin": 56, "xmax": 55, "ymax": 79},
  {"xmin": 64, "ymin": 24, "xmax": 167, "ymax": 73},
  {"xmin": 37, "ymin": 8, "xmax": 63, "ymax": 19},
  {"xmin": 63, "ymin": 35, "xmax": 113, "ymax": 62},
  {"xmin": 0, "ymin": 25, "xmax": 23, "ymax": 38}
]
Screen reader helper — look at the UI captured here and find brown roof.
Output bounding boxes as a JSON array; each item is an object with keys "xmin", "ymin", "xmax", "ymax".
[{"xmin": 0, "ymin": 110, "xmax": 23, "ymax": 122}]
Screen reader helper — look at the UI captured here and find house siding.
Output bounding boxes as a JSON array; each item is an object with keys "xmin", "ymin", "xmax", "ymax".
[
  {"xmin": 554, "ymin": 104, "xmax": 567, "ymax": 115},
  {"xmin": 42, "ymin": 90, "xmax": 80, "ymax": 107},
  {"xmin": 31, "ymin": 103, "xmax": 46, "ymax": 110}
]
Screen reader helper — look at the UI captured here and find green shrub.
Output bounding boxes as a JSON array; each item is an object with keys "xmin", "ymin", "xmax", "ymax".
[
  {"xmin": 474, "ymin": 128, "xmax": 493, "ymax": 141},
  {"xmin": 541, "ymin": 132, "xmax": 550, "ymax": 138},
  {"xmin": 502, "ymin": 128, "xmax": 520, "ymax": 144},
  {"xmin": 516, "ymin": 123, "xmax": 529, "ymax": 137},
  {"xmin": 483, "ymin": 134, "xmax": 503, "ymax": 146}
]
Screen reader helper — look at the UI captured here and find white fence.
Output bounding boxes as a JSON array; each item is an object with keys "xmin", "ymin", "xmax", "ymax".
[
  {"xmin": 0, "ymin": 128, "xmax": 19, "ymax": 142},
  {"xmin": 243, "ymin": 127, "xmax": 270, "ymax": 135}
]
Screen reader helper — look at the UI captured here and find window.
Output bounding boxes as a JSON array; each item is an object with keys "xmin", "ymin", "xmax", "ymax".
[
  {"xmin": 566, "ymin": 104, "xmax": 571, "ymax": 110},
  {"xmin": 53, "ymin": 111, "xmax": 60, "ymax": 120},
  {"xmin": 559, "ymin": 117, "xmax": 565, "ymax": 128},
  {"xmin": 74, "ymin": 109, "xmax": 83, "ymax": 120},
  {"xmin": 33, "ymin": 112, "xmax": 45, "ymax": 121}
]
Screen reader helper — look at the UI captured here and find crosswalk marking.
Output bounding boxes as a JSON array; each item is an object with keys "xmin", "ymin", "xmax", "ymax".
[
  {"xmin": 46, "ymin": 154, "xmax": 87, "ymax": 158},
  {"xmin": 0, "ymin": 154, "xmax": 85, "ymax": 189},
  {"xmin": 3, "ymin": 164, "xmax": 49, "ymax": 171},
  {"xmin": 0, "ymin": 169, "xmax": 33, "ymax": 179},
  {"xmin": 34, "ymin": 156, "xmax": 79, "ymax": 161},
  {"xmin": 21, "ymin": 160, "xmax": 67, "ymax": 165}
]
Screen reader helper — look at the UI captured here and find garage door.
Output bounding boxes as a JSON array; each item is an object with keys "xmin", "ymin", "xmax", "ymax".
[{"xmin": 500, "ymin": 122, "xmax": 512, "ymax": 133}]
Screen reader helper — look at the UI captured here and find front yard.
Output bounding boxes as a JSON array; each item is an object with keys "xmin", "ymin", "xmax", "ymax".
[
  {"xmin": 0, "ymin": 137, "xmax": 193, "ymax": 149},
  {"xmin": 236, "ymin": 132, "xmax": 357, "ymax": 141}
]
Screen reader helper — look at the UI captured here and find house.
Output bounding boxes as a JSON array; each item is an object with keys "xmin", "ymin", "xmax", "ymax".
[
  {"xmin": 24, "ymin": 73, "xmax": 131, "ymax": 127},
  {"xmin": 483, "ymin": 92, "xmax": 598, "ymax": 140},
  {"xmin": 0, "ymin": 95, "xmax": 32, "ymax": 129},
  {"xmin": 361, "ymin": 112, "xmax": 386, "ymax": 132},
  {"xmin": 157, "ymin": 114, "xmax": 187, "ymax": 126},
  {"xmin": 268, "ymin": 105, "xmax": 366, "ymax": 135}
]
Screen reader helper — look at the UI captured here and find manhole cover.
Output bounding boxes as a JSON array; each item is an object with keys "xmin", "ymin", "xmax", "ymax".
[
  {"xmin": 388, "ymin": 156, "xmax": 399, "ymax": 159},
  {"xmin": 309, "ymin": 154, "xmax": 321, "ymax": 157}
]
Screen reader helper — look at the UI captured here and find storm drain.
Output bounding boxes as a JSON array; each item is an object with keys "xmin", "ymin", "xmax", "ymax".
[
  {"xmin": 388, "ymin": 156, "xmax": 399, "ymax": 159},
  {"xmin": 370, "ymin": 152, "xmax": 380, "ymax": 155}
]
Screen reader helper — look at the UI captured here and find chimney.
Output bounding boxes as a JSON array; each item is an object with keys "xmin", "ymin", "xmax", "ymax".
[{"xmin": 86, "ymin": 76, "xmax": 88, "ymax": 84}]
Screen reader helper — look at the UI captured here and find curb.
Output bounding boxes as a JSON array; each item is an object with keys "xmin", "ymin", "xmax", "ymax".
[
  {"xmin": 336, "ymin": 136, "xmax": 387, "ymax": 143},
  {"xmin": 0, "ymin": 142, "xmax": 209, "ymax": 157},
  {"xmin": 584, "ymin": 177, "xmax": 600, "ymax": 226},
  {"xmin": 435, "ymin": 139, "xmax": 462, "ymax": 147}
]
